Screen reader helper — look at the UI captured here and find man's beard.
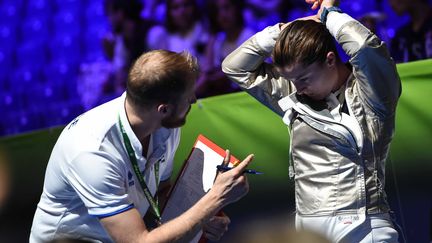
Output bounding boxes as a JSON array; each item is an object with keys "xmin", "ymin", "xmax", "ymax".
[
  {"xmin": 161, "ymin": 115, "xmax": 187, "ymax": 128},
  {"xmin": 160, "ymin": 106, "xmax": 190, "ymax": 128}
]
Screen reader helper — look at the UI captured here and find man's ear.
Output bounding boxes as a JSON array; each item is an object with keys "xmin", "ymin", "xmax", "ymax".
[
  {"xmin": 157, "ymin": 104, "xmax": 171, "ymax": 116},
  {"xmin": 326, "ymin": 51, "xmax": 337, "ymax": 67}
]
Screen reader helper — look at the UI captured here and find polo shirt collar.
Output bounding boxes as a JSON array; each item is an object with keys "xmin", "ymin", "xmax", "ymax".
[
  {"xmin": 118, "ymin": 92, "xmax": 171, "ymax": 164},
  {"xmin": 118, "ymin": 92, "xmax": 144, "ymax": 161}
]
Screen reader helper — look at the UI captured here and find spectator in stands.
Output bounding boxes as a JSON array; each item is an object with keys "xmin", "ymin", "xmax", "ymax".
[
  {"xmin": 195, "ymin": 0, "xmax": 254, "ymax": 98},
  {"xmin": 358, "ymin": 11, "xmax": 389, "ymax": 43},
  {"xmin": 243, "ymin": 0, "xmax": 282, "ymax": 31},
  {"xmin": 146, "ymin": 0, "xmax": 208, "ymax": 64},
  {"xmin": 102, "ymin": 0, "xmax": 154, "ymax": 95},
  {"xmin": 388, "ymin": 0, "xmax": 432, "ymax": 62},
  {"xmin": 79, "ymin": 0, "xmax": 155, "ymax": 110},
  {"xmin": 141, "ymin": 0, "xmax": 165, "ymax": 23}
]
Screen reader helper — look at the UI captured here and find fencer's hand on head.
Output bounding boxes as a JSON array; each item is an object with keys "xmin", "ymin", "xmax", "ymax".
[
  {"xmin": 305, "ymin": 0, "xmax": 337, "ymax": 8},
  {"xmin": 280, "ymin": 15, "xmax": 321, "ymax": 31},
  {"xmin": 305, "ymin": 0, "xmax": 323, "ymax": 10},
  {"xmin": 211, "ymin": 150, "xmax": 254, "ymax": 207},
  {"xmin": 305, "ymin": 0, "xmax": 339, "ymax": 18},
  {"xmin": 298, "ymin": 15, "xmax": 321, "ymax": 22}
]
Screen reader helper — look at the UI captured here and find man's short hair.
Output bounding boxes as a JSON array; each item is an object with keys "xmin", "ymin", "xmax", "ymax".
[
  {"xmin": 126, "ymin": 50, "xmax": 199, "ymax": 107},
  {"xmin": 273, "ymin": 20, "xmax": 338, "ymax": 68}
]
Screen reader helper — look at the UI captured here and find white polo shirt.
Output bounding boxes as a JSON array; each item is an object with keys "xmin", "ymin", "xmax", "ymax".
[{"xmin": 30, "ymin": 93, "xmax": 180, "ymax": 242}]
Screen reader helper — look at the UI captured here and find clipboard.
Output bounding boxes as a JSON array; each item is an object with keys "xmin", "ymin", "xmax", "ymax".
[{"xmin": 161, "ymin": 134, "xmax": 238, "ymax": 242}]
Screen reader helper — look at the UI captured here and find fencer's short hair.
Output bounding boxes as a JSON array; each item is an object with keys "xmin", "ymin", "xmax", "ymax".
[
  {"xmin": 126, "ymin": 50, "xmax": 199, "ymax": 107},
  {"xmin": 273, "ymin": 20, "xmax": 339, "ymax": 68}
]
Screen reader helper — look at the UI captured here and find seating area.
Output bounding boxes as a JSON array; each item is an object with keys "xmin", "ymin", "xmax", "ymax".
[
  {"xmin": 0, "ymin": 0, "xmax": 413, "ymax": 137},
  {"xmin": 0, "ymin": 0, "xmax": 108, "ymax": 136}
]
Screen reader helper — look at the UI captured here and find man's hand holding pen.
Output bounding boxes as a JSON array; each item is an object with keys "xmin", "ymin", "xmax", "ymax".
[
  {"xmin": 202, "ymin": 150, "xmax": 254, "ymax": 241},
  {"xmin": 212, "ymin": 150, "xmax": 254, "ymax": 205}
]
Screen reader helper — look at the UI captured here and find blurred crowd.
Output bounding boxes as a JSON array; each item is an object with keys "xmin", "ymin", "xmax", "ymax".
[{"xmin": 0, "ymin": 0, "xmax": 431, "ymax": 137}]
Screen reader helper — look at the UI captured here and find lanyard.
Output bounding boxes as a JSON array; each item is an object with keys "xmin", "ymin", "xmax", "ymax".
[{"xmin": 118, "ymin": 115, "xmax": 162, "ymax": 224}]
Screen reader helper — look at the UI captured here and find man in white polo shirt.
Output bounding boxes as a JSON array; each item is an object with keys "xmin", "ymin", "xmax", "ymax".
[{"xmin": 30, "ymin": 50, "xmax": 254, "ymax": 243}]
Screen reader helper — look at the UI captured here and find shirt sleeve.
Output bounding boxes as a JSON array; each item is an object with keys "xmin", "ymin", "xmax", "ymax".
[
  {"xmin": 326, "ymin": 12, "xmax": 401, "ymax": 116},
  {"xmin": 67, "ymin": 151, "xmax": 133, "ymax": 217},
  {"xmin": 222, "ymin": 24, "xmax": 294, "ymax": 116}
]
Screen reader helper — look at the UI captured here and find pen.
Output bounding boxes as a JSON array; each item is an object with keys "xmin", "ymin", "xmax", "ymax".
[{"xmin": 216, "ymin": 165, "xmax": 263, "ymax": 175}]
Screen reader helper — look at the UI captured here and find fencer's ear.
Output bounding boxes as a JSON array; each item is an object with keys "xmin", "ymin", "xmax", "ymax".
[{"xmin": 326, "ymin": 51, "xmax": 337, "ymax": 67}]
